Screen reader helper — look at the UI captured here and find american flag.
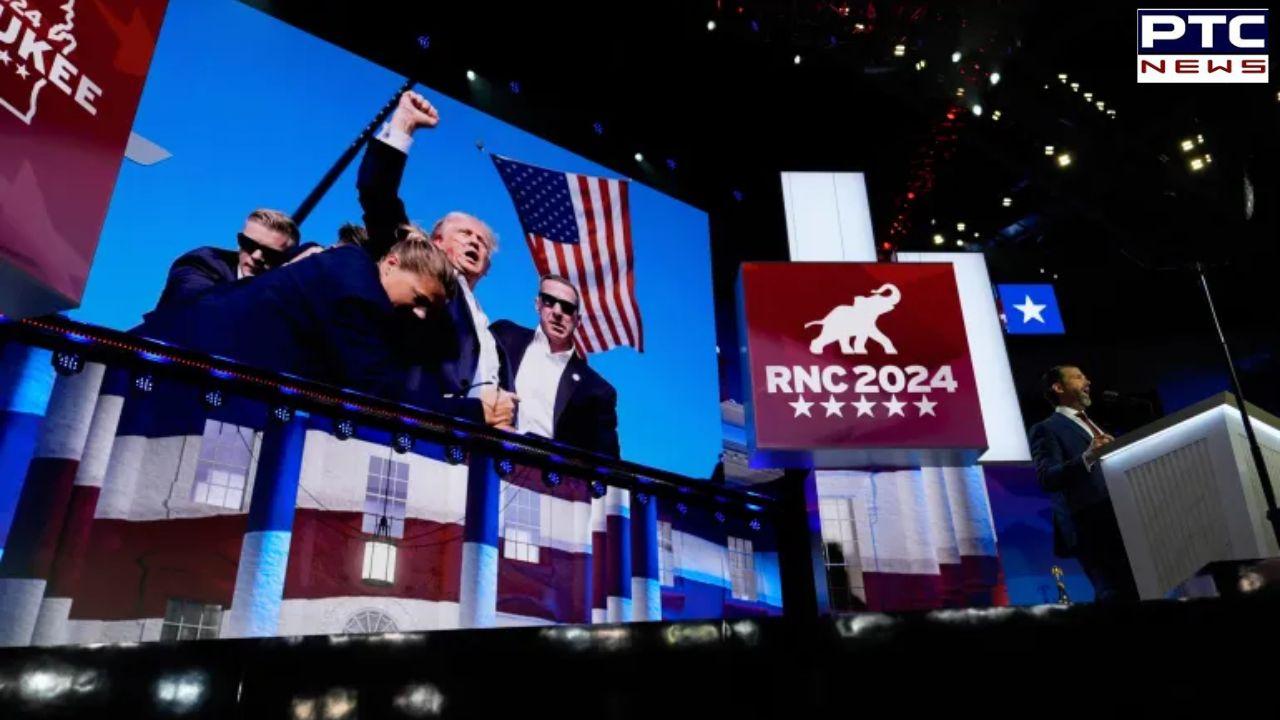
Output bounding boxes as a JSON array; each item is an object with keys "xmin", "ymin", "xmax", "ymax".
[{"xmin": 491, "ymin": 154, "xmax": 644, "ymax": 354}]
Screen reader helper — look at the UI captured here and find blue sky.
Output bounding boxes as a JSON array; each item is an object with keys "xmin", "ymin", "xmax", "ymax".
[{"xmin": 77, "ymin": 0, "xmax": 721, "ymax": 477}]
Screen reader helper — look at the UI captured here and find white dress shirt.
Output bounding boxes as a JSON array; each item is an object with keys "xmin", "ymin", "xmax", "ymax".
[
  {"xmin": 1056, "ymin": 405, "xmax": 1107, "ymax": 468},
  {"xmin": 514, "ymin": 327, "xmax": 574, "ymax": 438},
  {"xmin": 376, "ymin": 122, "xmax": 414, "ymax": 153},
  {"xmin": 457, "ymin": 280, "xmax": 502, "ymax": 398}
]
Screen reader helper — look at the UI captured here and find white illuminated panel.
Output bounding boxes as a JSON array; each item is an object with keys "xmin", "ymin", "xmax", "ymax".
[
  {"xmin": 779, "ymin": 172, "xmax": 877, "ymax": 262},
  {"xmin": 895, "ymin": 253, "xmax": 1030, "ymax": 463},
  {"xmin": 1107, "ymin": 405, "xmax": 1280, "ymax": 458},
  {"xmin": 1099, "ymin": 399, "xmax": 1280, "ymax": 598}
]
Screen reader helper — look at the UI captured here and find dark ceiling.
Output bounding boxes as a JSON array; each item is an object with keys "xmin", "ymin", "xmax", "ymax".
[{"xmin": 248, "ymin": 0, "xmax": 1279, "ymax": 421}]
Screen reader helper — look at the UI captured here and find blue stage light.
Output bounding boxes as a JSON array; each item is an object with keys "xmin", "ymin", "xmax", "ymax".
[
  {"xmin": 749, "ymin": 518, "xmax": 762, "ymax": 532},
  {"xmin": 445, "ymin": 445, "xmax": 466, "ymax": 465},
  {"xmin": 133, "ymin": 373, "xmax": 154, "ymax": 393},
  {"xmin": 589, "ymin": 480, "xmax": 607, "ymax": 499},
  {"xmin": 202, "ymin": 389, "xmax": 224, "ymax": 409},
  {"xmin": 334, "ymin": 418, "xmax": 356, "ymax": 441},
  {"xmin": 494, "ymin": 457, "xmax": 515, "ymax": 477},
  {"xmin": 542, "ymin": 470, "xmax": 562, "ymax": 489},
  {"xmin": 271, "ymin": 405, "xmax": 294, "ymax": 423},
  {"xmin": 393, "ymin": 432, "xmax": 414, "ymax": 454},
  {"xmin": 51, "ymin": 350, "xmax": 84, "ymax": 376}
]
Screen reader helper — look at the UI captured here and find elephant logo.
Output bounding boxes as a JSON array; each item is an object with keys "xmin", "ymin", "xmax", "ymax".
[{"xmin": 804, "ymin": 283, "xmax": 901, "ymax": 355}]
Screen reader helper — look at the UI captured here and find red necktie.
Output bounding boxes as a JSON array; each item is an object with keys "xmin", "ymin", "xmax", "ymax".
[{"xmin": 1075, "ymin": 411, "xmax": 1105, "ymax": 439}]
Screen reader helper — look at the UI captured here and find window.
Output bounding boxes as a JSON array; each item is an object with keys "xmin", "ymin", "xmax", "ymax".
[
  {"xmin": 363, "ymin": 456, "xmax": 409, "ymax": 539},
  {"xmin": 658, "ymin": 521, "xmax": 676, "ymax": 586},
  {"xmin": 362, "ymin": 541, "xmax": 397, "ymax": 584},
  {"xmin": 819, "ymin": 498, "xmax": 866, "ymax": 612},
  {"xmin": 192, "ymin": 420, "xmax": 255, "ymax": 510},
  {"xmin": 727, "ymin": 536, "xmax": 756, "ymax": 602},
  {"xmin": 502, "ymin": 486, "xmax": 541, "ymax": 564},
  {"xmin": 160, "ymin": 599, "xmax": 222, "ymax": 641},
  {"xmin": 344, "ymin": 609, "xmax": 398, "ymax": 634}
]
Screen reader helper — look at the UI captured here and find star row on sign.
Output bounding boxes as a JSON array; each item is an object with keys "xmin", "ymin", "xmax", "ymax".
[{"xmin": 787, "ymin": 394, "xmax": 937, "ymax": 419}]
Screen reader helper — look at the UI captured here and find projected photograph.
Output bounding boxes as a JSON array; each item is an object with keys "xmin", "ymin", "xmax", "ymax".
[
  {"xmin": 0, "ymin": 0, "xmax": 783, "ymax": 646},
  {"xmin": 80, "ymin": 0, "xmax": 721, "ymax": 476}
]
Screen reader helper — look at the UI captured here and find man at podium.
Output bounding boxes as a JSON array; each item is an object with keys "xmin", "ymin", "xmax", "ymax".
[{"xmin": 1028, "ymin": 365, "xmax": 1139, "ymax": 602}]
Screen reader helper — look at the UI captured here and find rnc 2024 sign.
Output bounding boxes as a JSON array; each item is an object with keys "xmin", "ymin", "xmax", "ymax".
[{"xmin": 739, "ymin": 262, "xmax": 987, "ymax": 466}]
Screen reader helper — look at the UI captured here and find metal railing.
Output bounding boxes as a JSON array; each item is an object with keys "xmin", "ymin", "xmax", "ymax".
[{"xmin": 0, "ymin": 314, "xmax": 776, "ymax": 521}]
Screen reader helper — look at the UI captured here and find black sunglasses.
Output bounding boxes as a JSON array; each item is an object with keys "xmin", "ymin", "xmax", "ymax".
[
  {"xmin": 538, "ymin": 292, "xmax": 578, "ymax": 315},
  {"xmin": 236, "ymin": 233, "xmax": 287, "ymax": 266}
]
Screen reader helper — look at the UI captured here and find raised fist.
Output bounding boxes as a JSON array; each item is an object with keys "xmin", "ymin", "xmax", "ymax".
[{"xmin": 390, "ymin": 90, "xmax": 439, "ymax": 135}]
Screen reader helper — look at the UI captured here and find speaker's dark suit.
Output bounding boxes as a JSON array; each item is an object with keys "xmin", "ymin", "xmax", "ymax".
[{"xmin": 1029, "ymin": 410, "xmax": 1137, "ymax": 602}]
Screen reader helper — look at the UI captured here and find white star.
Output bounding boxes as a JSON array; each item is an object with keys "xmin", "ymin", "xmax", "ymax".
[
  {"xmin": 914, "ymin": 396, "xmax": 938, "ymax": 416},
  {"xmin": 820, "ymin": 395, "xmax": 845, "ymax": 417},
  {"xmin": 1012, "ymin": 294, "xmax": 1047, "ymax": 324},
  {"xmin": 852, "ymin": 395, "xmax": 877, "ymax": 417},
  {"xmin": 789, "ymin": 395, "xmax": 814, "ymax": 418},
  {"xmin": 0, "ymin": 50, "xmax": 10, "ymax": 65},
  {"xmin": 882, "ymin": 395, "xmax": 907, "ymax": 417},
  {"xmin": 15, "ymin": 64, "xmax": 29, "ymax": 80}
]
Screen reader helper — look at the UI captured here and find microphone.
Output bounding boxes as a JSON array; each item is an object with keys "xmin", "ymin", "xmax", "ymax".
[
  {"xmin": 1099, "ymin": 390, "xmax": 1157, "ymax": 417},
  {"xmin": 1101, "ymin": 390, "xmax": 1146, "ymax": 404}
]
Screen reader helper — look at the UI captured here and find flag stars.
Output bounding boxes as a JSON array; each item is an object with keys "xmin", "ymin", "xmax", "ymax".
[
  {"xmin": 15, "ymin": 64, "xmax": 29, "ymax": 79},
  {"xmin": 0, "ymin": 50, "xmax": 10, "ymax": 65},
  {"xmin": 1013, "ymin": 295, "xmax": 1047, "ymax": 324}
]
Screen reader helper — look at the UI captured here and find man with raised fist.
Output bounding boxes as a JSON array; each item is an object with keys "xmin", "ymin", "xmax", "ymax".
[{"xmin": 357, "ymin": 89, "xmax": 517, "ymax": 426}]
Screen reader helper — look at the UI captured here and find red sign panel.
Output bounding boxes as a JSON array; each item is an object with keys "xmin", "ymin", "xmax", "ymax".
[
  {"xmin": 740, "ymin": 262, "xmax": 987, "ymax": 463},
  {"xmin": 0, "ymin": 0, "xmax": 168, "ymax": 316}
]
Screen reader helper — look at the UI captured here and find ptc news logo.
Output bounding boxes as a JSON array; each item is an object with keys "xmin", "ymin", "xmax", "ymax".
[{"xmin": 1138, "ymin": 9, "xmax": 1269, "ymax": 84}]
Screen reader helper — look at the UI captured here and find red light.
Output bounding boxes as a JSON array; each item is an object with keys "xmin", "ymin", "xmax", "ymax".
[
  {"xmin": 881, "ymin": 242, "xmax": 893, "ymax": 251},
  {"xmin": 906, "ymin": 192, "xmax": 915, "ymax": 200},
  {"xmin": 946, "ymin": 112, "xmax": 956, "ymax": 120}
]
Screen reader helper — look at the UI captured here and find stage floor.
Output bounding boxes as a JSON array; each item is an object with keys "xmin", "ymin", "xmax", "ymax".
[{"xmin": 3, "ymin": 592, "xmax": 1277, "ymax": 717}]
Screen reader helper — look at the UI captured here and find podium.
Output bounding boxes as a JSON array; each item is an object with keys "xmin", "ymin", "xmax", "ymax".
[{"xmin": 1099, "ymin": 393, "xmax": 1280, "ymax": 600}]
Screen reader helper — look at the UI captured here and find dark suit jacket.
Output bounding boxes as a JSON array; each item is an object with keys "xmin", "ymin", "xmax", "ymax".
[
  {"xmin": 357, "ymin": 137, "xmax": 479, "ymax": 395},
  {"xmin": 1028, "ymin": 410, "xmax": 1113, "ymax": 557},
  {"xmin": 137, "ymin": 245, "xmax": 482, "ymax": 422},
  {"xmin": 153, "ymin": 246, "xmax": 238, "ymax": 311},
  {"xmin": 489, "ymin": 320, "xmax": 620, "ymax": 458}
]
